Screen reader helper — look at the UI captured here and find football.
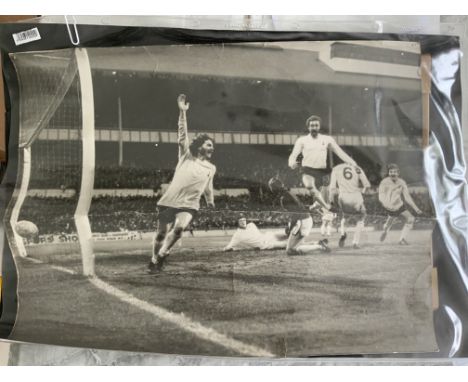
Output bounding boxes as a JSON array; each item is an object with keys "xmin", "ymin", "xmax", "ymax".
[{"xmin": 15, "ymin": 220, "xmax": 39, "ymax": 238}]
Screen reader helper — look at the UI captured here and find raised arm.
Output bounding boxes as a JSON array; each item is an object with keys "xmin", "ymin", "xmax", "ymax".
[
  {"xmin": 402, "ymin": 183, "xmax": 422, "ymax": 214},
  {"xmin": 177, "ymin": 94, "xmax": 190, "ymax": 158},
  {"xmin": 329, "ymin": 138, "xmax": 357, "ymax": 166}
]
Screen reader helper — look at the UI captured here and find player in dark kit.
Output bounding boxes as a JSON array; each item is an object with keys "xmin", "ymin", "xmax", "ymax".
[{"xmin": 268, "ymin": 176, "xmax": 330, "ymax": 255}]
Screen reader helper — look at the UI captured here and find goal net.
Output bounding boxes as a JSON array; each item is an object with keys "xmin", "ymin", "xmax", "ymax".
[{"xmin": 6, "ymin": 48, "xmax": 95, "ymax": 275}]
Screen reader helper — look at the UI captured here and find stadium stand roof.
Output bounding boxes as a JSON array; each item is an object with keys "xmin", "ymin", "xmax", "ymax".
[{"xmin": 23, "ymin": 41, "xmax": 421, "ymax": 91}]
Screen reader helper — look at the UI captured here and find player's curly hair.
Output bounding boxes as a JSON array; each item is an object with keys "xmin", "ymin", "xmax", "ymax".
[
  {"xmin": 305, "ymin": 115, "xmax": 322, "ymax": 127},
  {"xmin": 189, "ymin": 133, "xmax": 214, "ymax": 156}
]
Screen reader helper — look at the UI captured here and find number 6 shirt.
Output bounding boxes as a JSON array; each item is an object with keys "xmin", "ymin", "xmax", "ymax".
[{"xmin": 330, "ymin": 163, "xmax": 371, "ymax": 195}]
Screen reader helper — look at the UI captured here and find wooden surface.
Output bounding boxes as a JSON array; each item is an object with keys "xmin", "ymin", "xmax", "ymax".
[
  {"xmin": 0, "ymin": 52, "xmax": 4, "ymax": 162},
  {"xmin": 418, "ymin": 53, "xmax": 438, "ymax": 309},
  {"xmin": 421, "ymin": 54, "xmax": 432, "ymax": 148}
]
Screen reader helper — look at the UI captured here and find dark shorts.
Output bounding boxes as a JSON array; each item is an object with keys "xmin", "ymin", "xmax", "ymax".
[
  {"xmin": 286, "ymin": 214, "xmax": 313, "ymax": 237},
  {"xmin": 301, "ymin": 167, "xmax": 329, "ymax": 189},
  {"xmin": 157, "ymin": 206, "xmax": 197, "ymax": 223},
  {"xmin": 385, "ymin": 205, "xmax": 408, "ymax": 217}
]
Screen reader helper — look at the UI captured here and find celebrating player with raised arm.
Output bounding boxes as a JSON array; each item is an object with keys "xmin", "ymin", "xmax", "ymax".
[
  {"xmin": 288, "ymin": 115, "xmax": 357, "ymax": 210},
  {"xmin": 148, "ymin": 94, "xmax": 216, "ymax": 273},
  {"xmin": 223, "ymin": 216, "xmax": 288, "ymax": 252},
  {"xmin": 329, "ymin": 163, "xmax": 371, "ymax": 249},
  {"xmin": 378, "ymin": 164, "xmax": 422, "ymax": 245}
]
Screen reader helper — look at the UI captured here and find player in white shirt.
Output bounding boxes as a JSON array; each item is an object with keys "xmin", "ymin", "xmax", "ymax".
[
  {"xmin": 378, "ymin": 164, "xmax": 422, "ymax": 245},
  {"xmin": 223, "ymin": 217, "xmax": 288, "ymax": 252},
  {"xmin": 329, "ymin": 163, "xmax": 371, "ymax": 249},
  {"xmin": 148, "ymin": 94, "xmax": 216, "ymax": 273},
  {"xmin": 288, "ymin": 115, "xmax": 357, "ymax": 210}
]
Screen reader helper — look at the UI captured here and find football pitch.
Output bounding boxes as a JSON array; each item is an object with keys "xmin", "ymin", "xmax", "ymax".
[{"xmin": 10, "ymin": 229, "xmax": 437, "ymax": 357}]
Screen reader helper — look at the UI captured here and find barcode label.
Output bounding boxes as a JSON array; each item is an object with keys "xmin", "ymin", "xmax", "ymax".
[{"xmin": 12, "ymin": 27, "xmax": 41, "ymax": 46}]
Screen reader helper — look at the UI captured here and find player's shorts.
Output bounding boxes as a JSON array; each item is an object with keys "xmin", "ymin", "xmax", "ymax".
[
  {"xmin": 301, "ymin": 167, "xmax": 328, "ymax": 189},
  {"xmin": 384, "ymin": 205, "xmax": 408, "ymax": 217},
  {"xmin": 338, "ymin": 192, "xmax": 366, "ymax": 215},
  {"xmin": 289, "ymin": 216, "xmax": 313, "ymax": 237},
  {"xmin": 157, "ymin": 206, "xmax": 197, "ymax": 223}
]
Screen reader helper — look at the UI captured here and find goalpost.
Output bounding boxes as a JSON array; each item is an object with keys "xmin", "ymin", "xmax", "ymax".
[
  {"xmin": 74, "ymin": 48, "xmax": 95, "ymax": 276},
  {"xmin": 7, "ymin": 48, "xmax": 96, "ymax": 276}
]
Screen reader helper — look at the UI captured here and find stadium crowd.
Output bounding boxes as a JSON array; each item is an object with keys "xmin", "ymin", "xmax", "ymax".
[
  {"xmin": 19, "ymin": 190, "xmax": 435, "ymax": 236},
  {"xmin": 20, "ymin": 142, "xmax": 433, "ymax": 236},
  {"xmin": 28, "ymin": 157, "xmax": 384, "ymax": 192}
]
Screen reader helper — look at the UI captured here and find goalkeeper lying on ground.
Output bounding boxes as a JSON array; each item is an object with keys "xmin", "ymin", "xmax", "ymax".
[{"xmin": 223, "ymin": 179, "xmax": 330, "ymax": 255}]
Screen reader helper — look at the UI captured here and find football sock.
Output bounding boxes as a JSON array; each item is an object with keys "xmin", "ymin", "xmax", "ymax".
[
  {"xmin": 321, "ymin": 223, "xmax": 326, "ymax": 236},
  {"xmin": 400, "ymin": 223, "xmax": 412, "ymax": 242},
  {"xmin": 158, "ymin": 229, "xmax": 182, "ymax": 257},
  {"xmin": 152, "ymin": 237, "xmax": 164, "ymax": 263},
  {"xmin": 353, "ymin": 221, "xmax": 365, "ymax": 245},
  {"xmin": 383, "ymin": 217, "xmax": 393, "ymax": 232}
]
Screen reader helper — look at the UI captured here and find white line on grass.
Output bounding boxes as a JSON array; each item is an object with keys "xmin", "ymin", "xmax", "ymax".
[
  {"xmin": 89, "ymin": 277, "xmax": 274, "ymax": 357},
  {"xmin": 24, "ymin": 256, "xmax": 77, "ymax": 275},
  {"xmin": 50, "ymin": 265, "xmax": 77, "ymax": 275},
  {"xmin": 23, "ymin": 257, "xmax": 42, "ymax": 264},
  {"xmin": 23, "ymin": 256, "xmax": 274, "ymax": 357}
]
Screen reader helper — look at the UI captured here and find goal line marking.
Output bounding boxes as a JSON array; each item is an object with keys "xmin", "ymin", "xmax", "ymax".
[
  {"xmin": 23, "ymin": 256, "xmax": 274, "ymax": 357},
  {"xmin": 24, "ymin": 257, "xmax": 77, "ymax": 275}
]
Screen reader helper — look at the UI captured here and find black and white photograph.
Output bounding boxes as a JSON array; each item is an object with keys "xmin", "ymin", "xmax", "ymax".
[{"xmin": 4, "ymin": 40, "xmax": 437, "ymax": 356}]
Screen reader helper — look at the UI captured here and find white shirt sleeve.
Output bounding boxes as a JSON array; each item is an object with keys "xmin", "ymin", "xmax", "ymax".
[
  {"xmin": 224, "ymin": 230, "xmax": 240, "ymax": 251},
  {"xmin": 378, "ymin": 179, "xmax": 390, "ymax": 207},
  {"xmin": 402, "ymin": 180, "xmax": 419, "ymax": 211},
  {"xmin": 288, "ymin": 137, "xmax": 303, "ymax": 168},
  {"xmin": 358, "ymin": 167, "xmax": 371, "ymax": 189},
  {"xmin": 204, "ymin": 166, "xmax": 216, "ymax": 205},
  {"xmin": 178, "ymin": 111, "xmax": 190, "ymax": 160},
  {"xmin": 328, "ymin": 137, "xmax": 357, "ymax": 166}
]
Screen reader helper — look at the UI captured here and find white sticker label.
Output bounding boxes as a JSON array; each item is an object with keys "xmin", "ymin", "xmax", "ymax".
[{"xmin": 12, "ymin": 27, "xmax": 41, "ymax": 46}]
